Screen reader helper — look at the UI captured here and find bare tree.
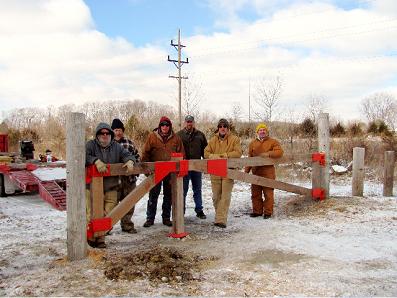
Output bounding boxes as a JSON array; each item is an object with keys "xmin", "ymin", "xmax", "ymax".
[
  {"xmin": 361, "ymin": 92, "xmax": 397, "ymax": 130},
  {"xmin": 254, "ymin": 76, "xmax": 282, "ymax": 122},
  {"xmin": 181, "ymin": 76, "xmax": 205, "ymax": 118},
  {"xmin": 305, "ymin": 94, "xmax": 327, "ymax": 123},
  {"xmin": 229, "ymin": 101, "xmax": 244, "ymax": 123}
]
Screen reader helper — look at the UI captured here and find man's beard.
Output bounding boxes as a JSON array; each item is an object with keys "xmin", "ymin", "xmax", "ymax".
[{"xmin": 99, "ymin": 138, "xmax": 111, "ymax": 147}]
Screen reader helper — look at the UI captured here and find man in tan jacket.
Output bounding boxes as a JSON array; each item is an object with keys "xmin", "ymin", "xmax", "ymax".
[
  {"xmin": 204, "ymin": 118, "xmax": 242, "ymax": 228},
  {"xmin": 245, "ymin": 123, "xmax": 283, "ymax": 219}
]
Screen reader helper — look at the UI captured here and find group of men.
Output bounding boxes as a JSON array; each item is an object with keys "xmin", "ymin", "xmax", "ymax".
[{"xmin": 85, "ymin": 116, "xmax": 283, "ymax": 248}]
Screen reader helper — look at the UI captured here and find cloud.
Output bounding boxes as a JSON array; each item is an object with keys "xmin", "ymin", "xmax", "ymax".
[{"xmin": 0, "ymin": 0, "xmax": 396, "ymax": 124}]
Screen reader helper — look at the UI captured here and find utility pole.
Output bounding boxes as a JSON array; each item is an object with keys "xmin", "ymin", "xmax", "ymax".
[{"xmin": 168, "ymin": 29, "xmax": 189, "ymax": 130}]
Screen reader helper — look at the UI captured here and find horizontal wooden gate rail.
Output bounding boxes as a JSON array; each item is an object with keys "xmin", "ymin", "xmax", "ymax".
[{"xmin": 86, "ymin": 153, "xmax": 325, "ymax": 240}]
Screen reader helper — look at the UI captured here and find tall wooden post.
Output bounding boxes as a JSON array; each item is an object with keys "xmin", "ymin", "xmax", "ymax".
[
  {"xmin": 66, "ymin": 112, "xmax": 87, "ymax": 261},
  {"xmin": 352, "ymin": 147, "xmax": 365, "ymax": 197},
  {"xmin": 170, "ymin": 154, "xmax": 187, "ymax": 237},
  {"xmin": 383, "ymin": 151, "xmax": 395, "ymax": 196},
  {"xmin": 317, "ymin": 113, "xmax": 330, "ymax": 199}
]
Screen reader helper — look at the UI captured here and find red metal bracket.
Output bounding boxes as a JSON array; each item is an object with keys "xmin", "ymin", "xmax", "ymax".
[
  {"xmin": 85, "ymin": 164, "xmax": 111, "ymax": 184},
  {"xmin": 171, "ymin": 152, "xmax": 183, "ymax": 158},
  {"xmin": 154, "ymin": 161, "xmax": 177, "ymax": 184},
  {"xmin": 312, "ymin": 152, "xmax": 326, "ymax": 166},
  {"xmin": 312, "ymin": 188, "xmax": 325, "ymax": 200},
  {"xmin": 178, "ymin": 160, "xmax": 189, "ymax": 177},
  {"xmin": 207, "ymin": 159, "xmax": 227, "ymax": 177},
  {"xmin": 87, "ymin": 217, "xmax": 112, "ymax": 239},
  {"xmin": 168, "ymin": 232, "xmax": 189, "ymax": 238}
]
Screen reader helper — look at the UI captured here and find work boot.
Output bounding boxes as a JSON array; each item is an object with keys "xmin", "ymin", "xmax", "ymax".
[
  {"xmin": 162, "ymin": 218, "xmax": 172, "ymax": 227},
  {"xmin": 122, "ymin": 227, "xmax": 137, "ymax": 234},
  {"xmin": 143, "ymin": 219, "xmax": 154, "ymax": 227},
  {"xmin": 249, "ymin": 213, "xmax": 262, "ymax": 217},
  {"xmin": 214, "ymin": 222, "xmax": 227, "ymax": 228},
  {"xmin": 196, "ymin": 211, "xmax": 207, "ymax": 219},
  {"xmin": 263, "ymin": 214, "xmax": 272, "ymax": 219}
]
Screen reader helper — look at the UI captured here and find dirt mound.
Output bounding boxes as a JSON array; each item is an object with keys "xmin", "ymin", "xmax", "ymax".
[{"xmin": 104, "ymin": 246, "xmax": 215, "ymax": 283}]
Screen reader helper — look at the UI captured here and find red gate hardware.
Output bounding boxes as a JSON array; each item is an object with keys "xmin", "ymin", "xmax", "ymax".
[
  {"xmin": 207, "ymin": 159, "xmax": 227, "ymax": 177},
  {"xmin": 85, "ymin": 164, "xmax": 111, "ymax": 184},
  {"xmin": 171, "ymin": 152, "xmax": 183, "ymax": 158},
  {"xmin": 87, "ymin": 217, "xmax": 112, "ymax": 239},
  {"xmin": 168, "ymin": 232, "xmax": 189, "ymax": 238},
  {"xmin": 312, "ymin": 152, "xmax": 325, "ymax": 166},
  {"xmin": 312, "ymin": 188, "xmax": 325, "ymax": 200},
  {"xmin": 154, "ymin": 161, "xmax": 177, "ymax": 184},
  {"xmin": 178, "ymin": 160, "xmax": 189, "ymax": 177}
]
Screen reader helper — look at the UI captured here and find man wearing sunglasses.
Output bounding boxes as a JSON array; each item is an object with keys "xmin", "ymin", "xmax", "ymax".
[
  {"xmin": 86, "ymin": 122, "xmax": 137, "ymax": 248},
  {"xmin": 177, "ymin": 115, "xmax": 208, "ymax": 219},
  {"xmin": 141, "ymin": 116, "xmax": 185, "ymax": 228},
  {"xmin": 204, "ymin": 118, "xmax": 242, "ymax": 228}
]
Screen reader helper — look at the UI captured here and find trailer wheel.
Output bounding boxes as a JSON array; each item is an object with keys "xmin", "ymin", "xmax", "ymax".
[{"xmin": 0, "ymin": 174, "xmax": 6, "ymax": 197}]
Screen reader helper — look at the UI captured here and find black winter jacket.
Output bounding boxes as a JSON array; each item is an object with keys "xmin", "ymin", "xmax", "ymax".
[{"xmin": 177, "ymin": 128, "xmax": 208, "ymax": 160}]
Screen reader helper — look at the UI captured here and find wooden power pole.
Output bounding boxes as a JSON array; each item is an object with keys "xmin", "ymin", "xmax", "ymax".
[{"xmin": 168, "ymin": 29, "xmax": 189, "ymax": 130}]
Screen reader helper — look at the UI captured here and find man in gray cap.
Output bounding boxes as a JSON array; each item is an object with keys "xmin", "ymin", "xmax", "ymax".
[{"xmin": 177, "ymin": 115, "xmax": 208, "ymax": 219}]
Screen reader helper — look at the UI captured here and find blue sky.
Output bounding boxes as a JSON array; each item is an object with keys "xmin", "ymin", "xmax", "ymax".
[{"xmin": 84, "ymin": 0, "xmax": 217, "ymax": 46}]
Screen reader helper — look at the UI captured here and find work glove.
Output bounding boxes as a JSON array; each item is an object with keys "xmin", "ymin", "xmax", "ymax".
[
  {"xmin": 260, "ymin": 152, "xmax": 270, "ymax": 158},
  {"xmin": 94, "ymin": 159, "xmax": 107, "ymax": 173},
  {"xmin": 122, "ymin": 160, "xmax": 135, "ymax": 174},
  {"xmin": 209, "ymin": 154, "xmax": 220, "ymax": 159}
]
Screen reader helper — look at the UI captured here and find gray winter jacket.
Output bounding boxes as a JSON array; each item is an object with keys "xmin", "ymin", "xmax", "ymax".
[{"xmin": 86, "ymin": 122, "xmax": 136, "ymax": 191}]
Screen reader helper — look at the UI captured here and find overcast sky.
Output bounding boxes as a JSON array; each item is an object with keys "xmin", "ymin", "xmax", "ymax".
[{"xmin": 0, "ymin": 0, "xmax": 396, "ymax": 122}]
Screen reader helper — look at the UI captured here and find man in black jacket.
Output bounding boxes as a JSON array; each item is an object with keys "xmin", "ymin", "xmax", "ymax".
[{"xmin": 177, "ymin": 115, "xmax": 208, "ymax": 219}]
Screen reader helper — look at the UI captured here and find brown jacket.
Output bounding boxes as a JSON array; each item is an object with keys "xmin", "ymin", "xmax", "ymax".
[
  {"xmin": 204, "ymin": 132, "xmax": 242, "ymax": 159},
  {"xmin": 142, "ymin": 129, "xmax": 185, "ymax": 162},
  {"xmin": 246, "ymin": 137, "xmax": 283, "ymax": 178}
]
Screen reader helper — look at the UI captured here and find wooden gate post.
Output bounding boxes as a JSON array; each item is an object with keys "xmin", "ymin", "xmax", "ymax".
[
  {"xmin": 352, "ymin": 147, "xmax": 365, "ymax": 197},
  {"xmin": 66, "ymin": 112, "xmax": 87, "ymax": 261},
  {"xmin": 170, "ymin": 154, "xmax": 187, "ymax": 237},
  {"xmin": 383, "ymin": 151, "xmax": 395, "ymax": 196},
  {"xmin": 317, "ymin": 113, "xmax": 330, "ymax": 199}
]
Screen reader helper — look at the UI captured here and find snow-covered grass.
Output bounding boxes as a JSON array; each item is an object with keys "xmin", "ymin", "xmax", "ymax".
[{"xmin": 0, "ymin": 173, "xmax": 396, "ymax": 296}]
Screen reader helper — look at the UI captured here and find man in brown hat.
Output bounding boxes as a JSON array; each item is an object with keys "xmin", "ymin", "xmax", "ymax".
[{"xmin": 204, "ymin": 118, "xmax": 242, "ymax": 228}]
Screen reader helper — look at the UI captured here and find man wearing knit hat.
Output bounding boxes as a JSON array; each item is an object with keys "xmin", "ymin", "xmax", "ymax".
[
  {"xmin": 141, "ymin": 116, "xmax": 185, "ymax": 228},
  {"xmin": 245, "ymin": 123, "xmax": 283, "ymax": 219},
  {"xmin": 204, "ymin": 118, "xmax": 242, "ymax": 228},
  {"xmin": 111, "ymin": 118, "xmax": 141, "ymax": 234}
]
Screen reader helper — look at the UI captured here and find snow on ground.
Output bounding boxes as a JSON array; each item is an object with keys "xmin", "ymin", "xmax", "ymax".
[{"xmin": 0, "ymin": 172, "xmax": 396, "ymax": 296}]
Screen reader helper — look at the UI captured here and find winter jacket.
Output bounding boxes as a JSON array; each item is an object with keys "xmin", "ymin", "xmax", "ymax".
[
  {"xmin": 86, "ymin": 123, "xmax": 136, "ymax": 191},
  {"xmin": 204, "ymin": 132, "xmax": 242, "ymax": 159},
  {"xmin": 177, "ymin": 128, "xmax": 208, "ymax": 160},
  {"xmin": 246, "ymin": 136, "xmax": 283, "ymax": 178},
  {"xmin": 141, "ymin": 129, "xmax": 185, "ymax": 162}
]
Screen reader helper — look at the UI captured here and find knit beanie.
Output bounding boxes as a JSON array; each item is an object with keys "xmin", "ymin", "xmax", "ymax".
[
  {"xmin": 256, "ymin": 123, "xmax": 268, "ymax": 133},
  {"xmin": 158, "ymin": 116, "xmax": 172, "ymax": 128},
  {"xmin": 217, "ymin": 118, "xmax": 230, "ymax": 128},
  {"xmin": 111, "ymin": 118, "xmax": 125, "ymax": 131}
]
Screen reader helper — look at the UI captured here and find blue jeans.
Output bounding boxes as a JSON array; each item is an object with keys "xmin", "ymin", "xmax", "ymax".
[
  {"xmin": 183, "ymin": 171, "xmax": 203, "ymax": 213},
  {"xmin": 146, "ymin": 175, "xmax": 172, "ymax": 220}
]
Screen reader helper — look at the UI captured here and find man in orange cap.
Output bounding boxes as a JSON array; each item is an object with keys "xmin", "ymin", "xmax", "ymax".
[{"xmin": 245, "ymin": 123, "xmax": 283, "ymax": 219}]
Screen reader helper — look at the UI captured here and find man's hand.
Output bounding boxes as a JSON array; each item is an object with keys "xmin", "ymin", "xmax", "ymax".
[
  {"xmin": 260, "ymin": 152, "xmax": 270, "ymax": 158},
  {"xmin": 94, "ymin": 159, "xmax": 107, "ymax": 173},
  {"xmin": 209, "ymin": 154, "xmax": 220, "ymax": 159},
  {"xmin": 219, "ymin": 153, "xmax": 228, "ymax": 158},
  {"xmin": 122, "ymin": 160, "xmax": 135, "ymax": 174},
  {"xmin": 244, "ymin": 167, "xmax": 251, "ymax": 173}
]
